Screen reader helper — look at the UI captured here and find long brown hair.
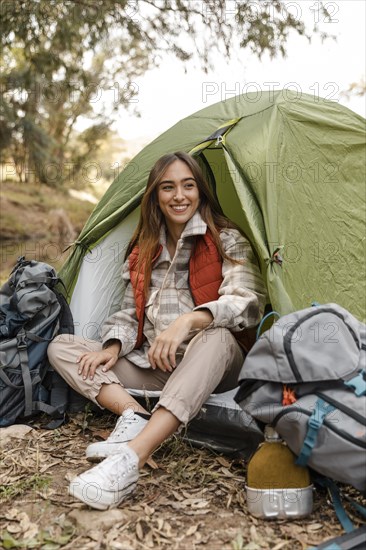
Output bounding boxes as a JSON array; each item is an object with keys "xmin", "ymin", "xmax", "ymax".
[{"xmin": 125, "ymin": 151, "xmax": 243, "ymax": 296}]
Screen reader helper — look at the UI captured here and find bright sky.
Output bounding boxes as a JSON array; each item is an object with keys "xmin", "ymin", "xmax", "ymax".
[{"xmin": 113, "ymin": 0, "xmax": 366, "ymax": 147}]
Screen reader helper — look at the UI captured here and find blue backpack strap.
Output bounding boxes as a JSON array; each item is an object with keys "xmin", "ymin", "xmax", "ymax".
[
  {"xmin": 349, "ymin": 498, "xmax": 366, "ymax": 519},
  {"xmin": 344, "ymin": 371, "xmax": 366, "ymax": 397},
  {"xmin": 256, "ymin": 311, "xmax": 281, "ymax": 340},
  {"xmin": 296, "ymin": 397, "xmax": 336, "ymax": 467},
  {"xmin": 314, "ymin": 476, "xmax": 355, "ymax": 534},
  {"xmin": 324, "ymin": 478, "xmax": 355, "ymax": 534},
  {"xmin": 309, "ymin": 525, "xmax": 366, "ymax": 549},
  {"xmin": 309, "ymin": 476, "xmax": 366, "ymax": 548}
]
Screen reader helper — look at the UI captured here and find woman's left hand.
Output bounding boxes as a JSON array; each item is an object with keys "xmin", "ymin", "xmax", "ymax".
[
  {"xmin": 148, "ymin": 310, "xmax": 214, "ymax": 372},
  {"xmin": 148, "ymin": 315, "xmax": 193, "ymax": 372}
]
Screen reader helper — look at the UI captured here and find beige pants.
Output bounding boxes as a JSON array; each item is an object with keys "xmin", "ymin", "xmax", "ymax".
[{"xmin": 47, "ymin": 328, "xmax": 244, "ymax": 425}]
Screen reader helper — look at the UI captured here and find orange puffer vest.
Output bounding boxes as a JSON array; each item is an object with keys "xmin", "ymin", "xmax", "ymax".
[{"xmin": 128, "ymin": 231, "xmax": 223, "ymax": 349}]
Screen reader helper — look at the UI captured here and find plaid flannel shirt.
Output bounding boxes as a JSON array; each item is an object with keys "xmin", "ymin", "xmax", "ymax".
[{"xmin": 102, "ymin": 212, "xmax": 267, "ymax": 368}]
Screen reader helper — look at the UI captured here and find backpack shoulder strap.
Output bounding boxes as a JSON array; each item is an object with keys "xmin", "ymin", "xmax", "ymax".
[
  {"xmin": 310, "ymin": 525, "xmax": 366, "ymax": 549},
  {"xmin": 17, "ymin": 329, "xmax": 34, "ymax": 417},
  {"xmin": 313, "ymin": 475, "xmax": 366, "ymax": 538},
  {"xmin": 54, "ymin": 290, "xmax": 74, "ymax": 335}
]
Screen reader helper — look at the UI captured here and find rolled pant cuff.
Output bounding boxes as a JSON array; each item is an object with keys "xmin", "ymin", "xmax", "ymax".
[
  {"xmin": 84, "ymin": 374, "xmax": 124, "ymax": 409},
  {"xmin": 153, "ymin": 395, "xmax": 190, "ymax": 426}
]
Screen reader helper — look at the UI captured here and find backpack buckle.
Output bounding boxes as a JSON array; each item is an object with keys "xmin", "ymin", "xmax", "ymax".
[
  {"xmin": 308, "ymin": 415, "xmax": 321, "ymax": 430},
  {"xmin": 345, "ymin": 372, "xmax": 366, "ymax": 397},
  {"xmin": 308, "ymin": 399, "xmax": 335, "ymax": 431},
  {"xmin": 17, "ymin": 334, "xmax": 27, "ymax": 350}
]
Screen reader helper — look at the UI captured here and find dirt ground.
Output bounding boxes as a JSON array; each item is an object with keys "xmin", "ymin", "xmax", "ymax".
[{"xmin": 1, "ymin": 413, "xmax": 365, "ymax": 550}]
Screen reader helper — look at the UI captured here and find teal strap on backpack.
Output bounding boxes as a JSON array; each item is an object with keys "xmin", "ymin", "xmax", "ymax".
[
  {"xmin": 309, "ymin": 525, "xmax": 366, "ymax": 549},
  {"xmin": 344, "ymin": 371, "xmax": 366, "ymax": 397},
  {"xmin": 296, "ymin": 397, "xmax": 336, "ymax": 467},
  {"xmin": 255, "ymin": 311, "xmax": 280, "ymax": 340},
  {"xmin": 324, "ymin": 478, "xmax": 355, "ymax": 533},
  {"xmin": 256, "ymin": 302, "xmax": 322, "ymax": 341},
  {"xmin": 309, "ymin": 476, "xmax": 366, "ymax": 548},
  {"xmin": 349, "ymin": 498, "xmax": 366, "ymax": 519}
]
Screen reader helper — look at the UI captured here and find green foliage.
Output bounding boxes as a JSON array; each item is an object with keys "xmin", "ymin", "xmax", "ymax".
[
  {"xmin": 1, "ymin": 524, "xmax": 75, "ymax": 550},
  {"xmin": 0, "ymin": 0, "xmax": 328, "ymax": 187},
  {"xmin": 0, "ymin": 473, "xmax": 51, "ymax": 502}
]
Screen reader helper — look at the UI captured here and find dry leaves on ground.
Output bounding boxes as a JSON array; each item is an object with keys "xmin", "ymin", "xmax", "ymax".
[{"xmin": 0, "ymin": 413, "xmax": 365, "ymax": 549}]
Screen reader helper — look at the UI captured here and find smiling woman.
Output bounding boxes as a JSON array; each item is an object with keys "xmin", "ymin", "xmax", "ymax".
[{"xmin": 47, "ymin": 151, "xmax": 267, "ymax": 510}]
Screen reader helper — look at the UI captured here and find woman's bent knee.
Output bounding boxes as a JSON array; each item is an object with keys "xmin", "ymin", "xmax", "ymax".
[
  {"xmin": 47, "ymin": 334, "xmax": 101, "ymax": 366},
  {"xmin": 47, "ymin": 334, "xmax": 73, "ymax": 365}
]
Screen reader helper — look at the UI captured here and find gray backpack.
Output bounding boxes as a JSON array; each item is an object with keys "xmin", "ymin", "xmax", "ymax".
[
  {"xmin": 235, "ymin": 303, "xmax": 366, "ymax": 493},
  {"xmin": 0, "ymin": 257, "xmax": 74, "ymax": 426}
]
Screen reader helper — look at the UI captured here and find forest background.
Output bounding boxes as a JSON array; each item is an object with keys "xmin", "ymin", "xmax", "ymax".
[{"xmin": 1, "ymin": 0, "xmax": 365, "ymax": 282}]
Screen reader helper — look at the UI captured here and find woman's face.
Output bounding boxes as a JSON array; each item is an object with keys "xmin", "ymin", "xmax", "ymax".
[{"xmin": 157, "ymin": 159, "xmax": 200, "ymax": 236}]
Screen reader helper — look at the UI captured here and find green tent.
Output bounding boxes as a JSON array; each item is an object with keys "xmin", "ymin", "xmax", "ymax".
[
  {"xmin": 62, "ymin": 90, "xmax": 366, "ymax": 331},
  {"xmin": 60, "ymin": 90, "xmax": 365, "ymax": 454}
]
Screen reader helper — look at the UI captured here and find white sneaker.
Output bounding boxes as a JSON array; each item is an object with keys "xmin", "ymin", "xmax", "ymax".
[
  {"xmin": 86, "ymin": 408, "xmax": 148, "ymax": 462},
  {"xmin": 69, "ymin": 444, "xmax": 139, "ymax": 510}
]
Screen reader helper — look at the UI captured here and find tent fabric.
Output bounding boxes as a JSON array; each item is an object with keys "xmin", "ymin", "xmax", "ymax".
[{"xmin": 61, "ymin": 90, "xmax": 366, "ymax": 325}]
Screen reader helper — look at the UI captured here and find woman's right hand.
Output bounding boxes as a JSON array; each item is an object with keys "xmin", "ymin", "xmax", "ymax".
[{"xmin": 77, "ymin": 345, "xmax": 120, "ymax": 381}]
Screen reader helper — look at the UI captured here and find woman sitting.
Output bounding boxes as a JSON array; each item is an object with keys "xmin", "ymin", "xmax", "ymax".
[{"xmin": 48, "ymin": 151, "xmax": 267, "ymax": 510}]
